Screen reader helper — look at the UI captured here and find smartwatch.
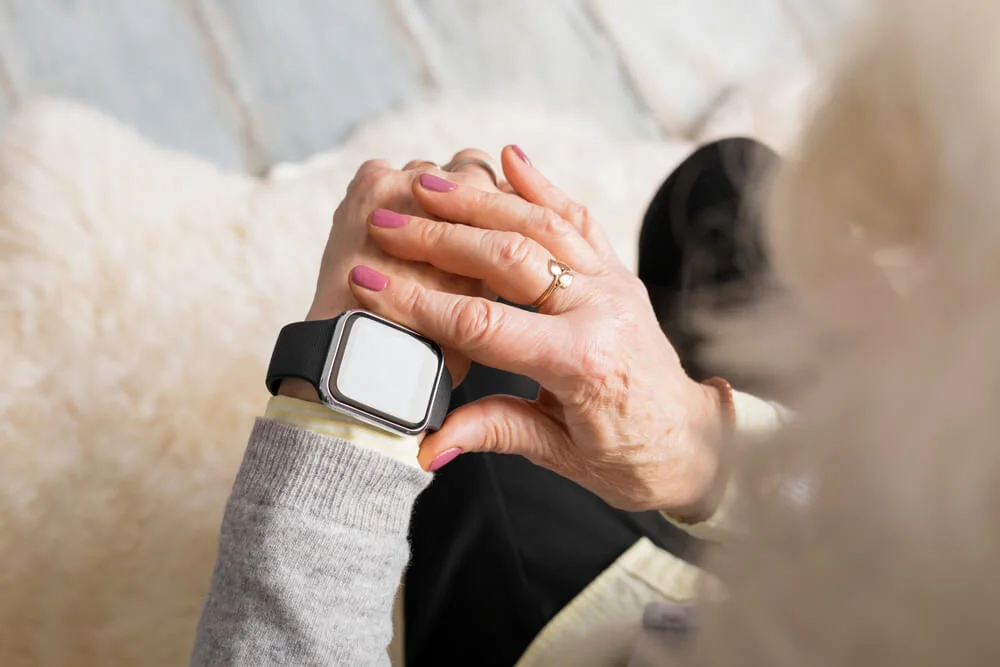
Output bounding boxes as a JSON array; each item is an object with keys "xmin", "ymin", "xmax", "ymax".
[{"xmin": 266, "ymin": 310, "xmax": 452, "ymax": 436}]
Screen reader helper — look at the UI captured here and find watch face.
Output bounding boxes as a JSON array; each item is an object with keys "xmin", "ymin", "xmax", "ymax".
[{"xmin": 330, "ymin": 313, "xmax": 441, "ymax": 428}]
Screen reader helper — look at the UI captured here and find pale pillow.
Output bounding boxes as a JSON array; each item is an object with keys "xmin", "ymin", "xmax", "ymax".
[{"xmin": 696, "ymin": 66, "xmax": 820, "ymax": 151}]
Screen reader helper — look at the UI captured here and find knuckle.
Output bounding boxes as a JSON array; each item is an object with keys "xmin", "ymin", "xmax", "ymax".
[
  {"xmin": 565, "ymin": 200, "xmax": 591, "ymax": 225},
  {"xmin": 610, "ymin": 299, "xmax": 643, "ymax": 332},
  {"xmin": 469, "ymin": 188, "xmax": 493, "ymax": 212},
  {"xmin": 493, "ymin": 233, "xmax": 535, "ymax": 269},
  {"xmin": 623, "ymin": 272, "xmax": 648, "ymax": 296},
  {"xmin": 358, "ymin": 158, "xmax": 386, "ymax": 174},
  {"xmin": 451, "ymin": 147, "xmax": 490, "ymax": 162},
  {"xmin": 482, "ymin": 416, "xmax": 514, "ymax": 455},
  {"xmin": 398, "ymin": 279, "xmax": 427, "ymax": 314},
  {"xmin": 444, "ymin": 149, "xmax": 497, "ymax": 188},
  {"xmin": 355, "ymin": 159, "xmax": 390, "ymax": 182},
  {"xmin": 578, "ymin": 350, "xmax": 613, "ymax": 388},
  {"xmin": 349, "ymin": 162, "xmax": 392, "ymax": 195},
  {"xmin": 330, "ymin": 200, "xmax": 347, "ymax": 226},
  {"xmin": 403, "ymin": 159, "xmax": 433, "ymax": 171},
  {"xmin": 416, "ymin": 219, "xmax": 449, "ymax": 249},
  {"xmin": 631, "ymin": 280, "xmax": 654, "ymax": 305},
  {"xmin": 539, "ymin": 208, "xmax": 573, "ymax": 239},
  {"xmin": 452, "ymin": 171, "xmax": 492, "ymax": 189},
  {"xmin": 451, "ymin": 297, "xmax": 500, "ymax": 350},
  {"xmin": 565, "ymin": 336, "xmax": 629, "ymax": 409}
]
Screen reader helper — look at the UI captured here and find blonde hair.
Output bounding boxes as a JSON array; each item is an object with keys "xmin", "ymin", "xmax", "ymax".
[{"xmin": 700, "ymin": 1, "xmax": 1000, "ymax": 664}]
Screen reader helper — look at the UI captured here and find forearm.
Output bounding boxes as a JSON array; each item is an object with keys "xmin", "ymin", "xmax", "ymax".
[{"xmin": 190, "ymin": 418, "xmax": 431, "ymax": 666}]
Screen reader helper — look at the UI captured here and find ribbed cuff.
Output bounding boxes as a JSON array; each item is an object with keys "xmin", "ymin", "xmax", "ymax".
[
  {"xmin": 234, "ymin": 418, "xmax": 432, "ymax": 534},
  {"xmin": 264, "ymin": 395, "xmax": 422, "ymax": 469}
]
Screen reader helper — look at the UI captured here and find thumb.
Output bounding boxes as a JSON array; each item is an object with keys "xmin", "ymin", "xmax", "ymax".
[{"xmin": 417, "ymin": 395, "xmax": 569, "ymax": 471}]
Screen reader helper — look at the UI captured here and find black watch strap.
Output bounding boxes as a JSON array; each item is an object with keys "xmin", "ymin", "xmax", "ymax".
[
  {"xmin": 265, "ymin": 317, "xmax": 341, "ymax": 395},
  {"xmin": 427, "ymin": 364, "xmax": 453, "ymax": 432},
  {"xmin": 266, "ymin": 315, "xmax": 452, "ymax": 432}
]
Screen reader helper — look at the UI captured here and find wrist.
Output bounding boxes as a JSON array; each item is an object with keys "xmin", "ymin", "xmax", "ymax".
[
  {"xmin": 277, "ymin": 378, "xmax": 322, "ymax": 404},
  {"xmin": 279, "ymin": 301, "xmax": 358, "ymax": 402},
  {"xmin": 669, "ymin": 378, "xmax": 734, "ymax": 523},
  {"xmin": 305, "ymin": 298, "xmax": 360, "ymax": 323}
]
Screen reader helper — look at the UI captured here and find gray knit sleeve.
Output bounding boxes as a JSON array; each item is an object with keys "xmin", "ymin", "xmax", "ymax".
[{"xmin": 190, "ymin": 418, "xmax": 432, "ymax": 666}]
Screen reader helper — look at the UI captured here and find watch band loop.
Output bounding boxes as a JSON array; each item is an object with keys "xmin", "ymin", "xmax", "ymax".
[{"xmin": 266, "ymin": 319, "xmax": 340, "ymax": 395}]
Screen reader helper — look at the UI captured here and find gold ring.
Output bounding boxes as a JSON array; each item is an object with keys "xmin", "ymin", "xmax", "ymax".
[
  {"xmin": 443, "ymin": 157, "xmax": 499, "ymax": 187},
  {"xmin": 531, "ymin": 259, "xmax": 574, "ymax": 310}
]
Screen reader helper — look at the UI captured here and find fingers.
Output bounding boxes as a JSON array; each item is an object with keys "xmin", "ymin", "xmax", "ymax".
[
  {"xmin": 412, "ymin": 172, "xmax": 601, "ymax": 273},
  {"xmin": 367, "ymin": 211, "xmax": 588, "ymax": 312},
  {"xmin": 499, "ymin": 145, "xmax": 617, "ymax": 259},
  {"xmin": 442, "ymin": 147, "xmax": 501, "ymax": 191},
  {"xmin": 417, "ymin": 395, "xmax": 570, "ymax": 471},
  {"xmin": 402, "ymin": 149, "xmax": 501, "ymax": 193},
  {"xmin": 402, "ymin": 160, "xmax": 438, "ymax": 171},
  {"xmin": 347, "ymin": 265, "xmax": 568, "ymax": 384}
]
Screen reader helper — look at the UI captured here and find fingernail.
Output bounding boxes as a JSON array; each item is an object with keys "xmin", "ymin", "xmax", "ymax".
[
  {"xmin": 428, "ymin": 447, "xmax": 463, "ymax": 471},
  {"xmin": 350, "ymin": 265, "xmax": 389, "ymax": 291},
  {"xmin": 371, "ymin": 209, "xmax": 408, "ymax": 228},
  {"xmin": 419, "ymin": 173, "xmax": 457, "ymax": 193},
  {"xmin": 511, "ymin": 144, "xmax": 532, "ymax": 166}
]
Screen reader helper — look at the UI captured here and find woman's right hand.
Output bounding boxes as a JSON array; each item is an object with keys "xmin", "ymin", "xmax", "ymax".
[{"xmin": 348, "ymin": 146, "xmax": 728, "ymax": 517}]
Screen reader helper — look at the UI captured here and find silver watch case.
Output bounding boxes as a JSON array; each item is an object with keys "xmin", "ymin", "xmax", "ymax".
[{"xmin": 317, "ymin": 310, "xmax": 447, "ymax": 436}]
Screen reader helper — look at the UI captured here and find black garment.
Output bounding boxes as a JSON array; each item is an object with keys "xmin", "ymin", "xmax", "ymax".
[
  {"xmin": 640, "ymin": 137, "xmax": 778, "ymax": 395},
  {"xmin": 404, "ymin": 138, "xmax": 776, "ymax": 667}
]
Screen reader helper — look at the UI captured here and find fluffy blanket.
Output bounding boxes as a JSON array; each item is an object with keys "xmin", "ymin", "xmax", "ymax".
[{"xmin": 0, "ymin": 82, "xmax": 809, "ymax": 665}]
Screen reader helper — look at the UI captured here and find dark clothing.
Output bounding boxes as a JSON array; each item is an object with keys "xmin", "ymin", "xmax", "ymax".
[{"xmin": 404, "ymin": 138, "xmax": 777, "ymax": 667}]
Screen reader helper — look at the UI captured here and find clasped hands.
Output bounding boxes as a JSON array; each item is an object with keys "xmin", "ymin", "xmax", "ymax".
[{"xmin": 291, "ymin": 145, "xmax": 726, "ymax": 519}]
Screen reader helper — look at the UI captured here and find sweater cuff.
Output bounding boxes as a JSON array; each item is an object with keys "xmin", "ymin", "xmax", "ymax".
[
  {"xmin": 264, "ymin": 395, "xmax": 422, "ymax": 469},
  {"xmin": 233, "ymin": 418, "xmax": 432, "ymax": 534},
  {"xmin": 664, "ymin": 390, "xmax": 787, "ymax": 541}
]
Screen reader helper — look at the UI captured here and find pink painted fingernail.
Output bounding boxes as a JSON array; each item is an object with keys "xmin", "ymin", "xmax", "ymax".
[
  {"xmin": 511, "ymin": 144, "xmax": 532, "ymax": 166},
  {"xmin": 419, "ymin": 173, "xmax": 457, "ymax": 192},
  {"xmin": 371, "ymin": 209, "xmax": 408, "ymax": 228},
  {"xmin": 429, "ymin": 447, "xmax": 463, "ymax": 471},
  {"xmin": 350, "ymin": 265, "xmax": 389, "ymax": 291}
]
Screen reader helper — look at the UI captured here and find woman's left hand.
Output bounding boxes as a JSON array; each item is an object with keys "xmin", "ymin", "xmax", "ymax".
[{"xmin": 349, "ymin": 146, "xmax": 725, "ymax": 517}]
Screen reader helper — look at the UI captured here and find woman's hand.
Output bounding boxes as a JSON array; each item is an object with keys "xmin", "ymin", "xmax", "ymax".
[
  {"xmin": 281, "ymin": 149, "xmax": 503, "ymax": 402},
  {"xmin": 348, "ymin": 146, "xmax": 726, "ymax": 517}
]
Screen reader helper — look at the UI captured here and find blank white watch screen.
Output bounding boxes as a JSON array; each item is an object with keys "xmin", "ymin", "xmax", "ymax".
[{"xmin": 335, "ymin": 316, "xmax": 440, "ymax": 426}]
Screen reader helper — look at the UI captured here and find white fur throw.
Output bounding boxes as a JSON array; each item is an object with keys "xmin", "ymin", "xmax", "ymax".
[{"xmin": 0, "ymin": 86, "xmax": 807, "ymax": 665}]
